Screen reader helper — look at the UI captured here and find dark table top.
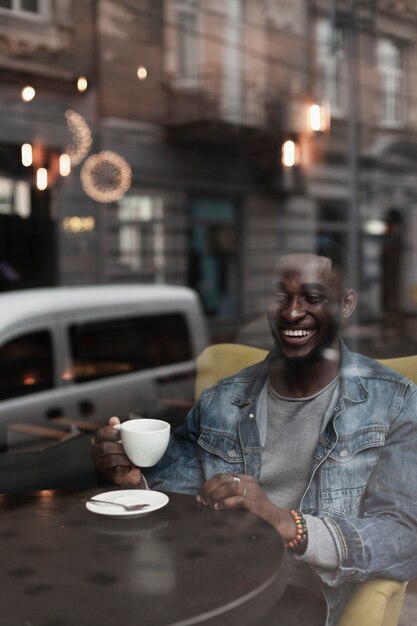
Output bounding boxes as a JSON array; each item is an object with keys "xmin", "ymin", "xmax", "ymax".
[{"xmin": 0, "ymin": 488, "xmax": 287, "ymax": 626}]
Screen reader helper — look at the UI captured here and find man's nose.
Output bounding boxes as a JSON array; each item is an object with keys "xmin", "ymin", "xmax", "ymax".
[{"xmin": 282, "ymin": 296, "xmax": 305, "ymax": 320}]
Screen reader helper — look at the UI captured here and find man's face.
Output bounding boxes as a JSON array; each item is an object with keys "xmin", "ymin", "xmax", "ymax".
[{"xmin": 267, "ymin": 253, "xmax": 355, "ymax": 364}]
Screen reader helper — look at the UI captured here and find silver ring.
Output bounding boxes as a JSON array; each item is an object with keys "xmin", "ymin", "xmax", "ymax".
[
  {"xmin": 233, "ymin": 476, "xmax": 240, "ymax": 484},
  {"xmin": 243, "ymin": 487, "xmax": 247, "ymax": 497}
]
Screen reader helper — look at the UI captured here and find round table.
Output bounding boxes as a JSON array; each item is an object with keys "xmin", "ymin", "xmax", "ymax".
[{"xmin": 0, "ymin": 489, "xmax": 287, "ymax": 626}]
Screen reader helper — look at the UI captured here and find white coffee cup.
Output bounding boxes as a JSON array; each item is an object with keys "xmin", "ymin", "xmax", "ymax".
[{"xmin": 114, "ymin": 419, "xmax": 170, "ymax": 467}]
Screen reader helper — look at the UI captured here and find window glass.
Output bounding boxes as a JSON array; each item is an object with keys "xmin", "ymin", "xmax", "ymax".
[
  {"xmin": 0, "ymin": 331, "xmax": 54, "ymax": 400},
  {"xmin": 316, "ymin": 17, "xmax": 346, "ymax": 116},
  {"xmin": 21, "ymin": 0, "xmax": 38, "ymax": 11},
  {"xmin": 0, "ymin": 0, "xmax": 46, "ymax": 14},
  {"xmin": 174, "ymin": 0, "xmax": 199, "ymax": 85},
  {"xmin": 117, "ymin": 194, "xmax": 165, "ymax": 280},
  {"xmin": 0, "ymin": 177, "xmax": 31, "ymax": 218},
  {"xmin": 69, "ymin": 313, "xmax": 192, "ymax": 383},
  {"xmin": 378, "ymin": 37, "xmax": 404, "ymax": 125}
]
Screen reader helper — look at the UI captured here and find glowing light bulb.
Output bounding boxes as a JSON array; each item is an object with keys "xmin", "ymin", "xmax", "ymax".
[
  {"xmin": 309, "ymin": 104, "xmax": 322, "ymax": 131},
  {"xmin": 59, "ymin": 153, "xmax": 71, "ymax": 177},
  {"xmin": 77, "ymin": 76, "xmax": 88, "ymax": 92},
  {"xmin": 282, "ymin": 140, "xmax": 297, "ymax": 167},
  {"xmin": 36, "ymin": 168, "xmax": 48, "ymax": 191},
  {"xmin": 137, "ymin": 65, "xmax": 148, "ymax": 80},
  {"xmin": 21, "ymin": 143, "xmax": 33, "ymax": 167},
  {"xmin": 21, "ymin": 86, "xmax": 36, "ymax": 102}
]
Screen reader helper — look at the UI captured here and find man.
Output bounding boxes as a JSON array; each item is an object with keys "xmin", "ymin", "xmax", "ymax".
[{"xmin": 92, "ymin": 242, "xmax": 417, "ymax": 626}]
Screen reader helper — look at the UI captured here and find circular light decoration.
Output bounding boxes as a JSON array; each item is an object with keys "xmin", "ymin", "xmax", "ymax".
[
  {"xmin": 65, "ymin": 109, "xmax": 93, "ymax": 166},
  {"xmin": 80, "ymin": 151, "xmax": 132, "ymax": 203}
]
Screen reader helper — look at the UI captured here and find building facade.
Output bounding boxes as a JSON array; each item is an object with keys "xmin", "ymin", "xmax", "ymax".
[{"xmin": 1, "ymin": 0, "xmax": 417, "ymax": 348}]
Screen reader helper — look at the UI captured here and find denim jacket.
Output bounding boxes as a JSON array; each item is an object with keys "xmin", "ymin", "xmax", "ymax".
[{"xmin": 145, "ymin": 342, "xmax": 417, "ymax": 626}]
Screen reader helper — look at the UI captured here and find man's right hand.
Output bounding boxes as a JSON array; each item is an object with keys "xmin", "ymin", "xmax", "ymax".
[{"xmin": 91, "ymin": 416, "xmax": 144, "ymax": 488}]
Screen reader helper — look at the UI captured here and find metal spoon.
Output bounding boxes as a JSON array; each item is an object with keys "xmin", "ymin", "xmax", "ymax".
[{"xmin": 82, "ymin": 497, "xmax": 150, "ymax": 511}]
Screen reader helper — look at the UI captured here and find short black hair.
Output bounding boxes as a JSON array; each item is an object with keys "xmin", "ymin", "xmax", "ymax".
[{"xmin": 276, "ymin": 239, "xmax": 351, "ymax": 286}]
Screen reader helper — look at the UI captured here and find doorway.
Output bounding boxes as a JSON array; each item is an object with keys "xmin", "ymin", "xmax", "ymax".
[{"xmin": 188, "ymin": 199, "xmax": 239, "ymax": 317}]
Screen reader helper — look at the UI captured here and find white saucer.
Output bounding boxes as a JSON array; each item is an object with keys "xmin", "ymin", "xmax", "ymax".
[{"xmin": 85, "ymin": 490, "xmax": 169, "ymax": 518}]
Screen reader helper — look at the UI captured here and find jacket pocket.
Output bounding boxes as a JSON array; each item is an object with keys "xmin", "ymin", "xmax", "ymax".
[
  {"xmin": 198, "ymin": 429, "xmax": 244, "ymax": 476},
  {"xmin": 320, "ymin": 426, "xmax": 388, "ymax": 516}
]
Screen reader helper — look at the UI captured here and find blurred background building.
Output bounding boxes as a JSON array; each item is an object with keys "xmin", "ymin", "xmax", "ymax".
[{"xmin": 1, "ymin": 0, "xmax": 417, "ymax": 356}]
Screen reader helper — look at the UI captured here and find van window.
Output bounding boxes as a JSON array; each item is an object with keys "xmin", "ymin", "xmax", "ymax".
[
  {"xmin": 69, "ymin": 313, "xmax": 193, "ymax": 383},
  {"xmin": 0, "ymin": 330, "xmax": 54, "ymax": 400}
]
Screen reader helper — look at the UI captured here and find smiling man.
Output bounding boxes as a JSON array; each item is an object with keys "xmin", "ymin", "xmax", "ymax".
[{"xmin": 92, "ymin": 241, "xmax": 417, "ymax": 626}]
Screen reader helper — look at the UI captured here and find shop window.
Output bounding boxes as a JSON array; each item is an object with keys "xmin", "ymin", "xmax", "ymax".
[
  {"xmin": 0, "ymin": 177, "xmax": 31, "ymax": 219},
  {"xmin": 117, "ymin": 195, "xmax": 165, "ymax": 281}
]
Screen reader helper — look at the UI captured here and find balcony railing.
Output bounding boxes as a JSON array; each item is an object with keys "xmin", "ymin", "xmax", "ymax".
[{"xmin": 163, "ymin": 69, "xmax": 281, "ymax": 132}]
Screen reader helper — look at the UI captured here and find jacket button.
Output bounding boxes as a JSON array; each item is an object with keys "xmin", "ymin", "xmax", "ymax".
[
  {"xmin": 228, "ymin": 450, "xmax": 237, "ymax": 458},
  {"xmin": 249, "ymin": 413, "xmax": 255, "ymax": 418},
  {"xmin": 339, "ymin": 449, "xmax": 349, "ymax": 458}
]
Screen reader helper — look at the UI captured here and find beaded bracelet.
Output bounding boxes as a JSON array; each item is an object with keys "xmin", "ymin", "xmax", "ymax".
[{"xmin": 286, "ymin": 509, "xmax": 308, "ymax": 555}]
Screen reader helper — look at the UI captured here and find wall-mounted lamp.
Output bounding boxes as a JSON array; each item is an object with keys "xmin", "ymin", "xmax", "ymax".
[
  {"xmin": 21, "ymin": 143, "xmax": 71, "ymax": 190},
  {"xmin": 282, "ymin": 139, "xmax": 300, "ymax": 168},
  {"xmin": 307, "ymin": 103, "xmax": 330, "ymax": 133},
  {"xmin": 21, "ymin": 143, "xmax": 33, "ymax": 167}
]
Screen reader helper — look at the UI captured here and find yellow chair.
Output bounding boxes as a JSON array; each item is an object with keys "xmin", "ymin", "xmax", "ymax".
[{"xmin": 196, "ymin": 343, "xmax": 412, "ymax": 626}]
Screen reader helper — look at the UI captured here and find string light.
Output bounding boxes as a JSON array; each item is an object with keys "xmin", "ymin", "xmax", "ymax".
[
  {"xmin": 137, "ymin": 65, "xmax": 148, "ymax": 80},
  {"xmin": 65, "ymin": 110, "xmax": 93, "ymax": 166},
  {"xmin": 77, "ymin": 76, "xmax": 88, "ymax": 92},
  {"xmin": 21, "ymin": 86, "xmax": 36, "ymax": 102},
  {"xmin": 80, "ymin": 151, "xmax": 132, "ymax": 203}
]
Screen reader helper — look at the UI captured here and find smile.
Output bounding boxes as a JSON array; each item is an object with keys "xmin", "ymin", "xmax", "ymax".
[{"xmin": 281, "ymin": 329, "xmax": 314, "ymax": 337}]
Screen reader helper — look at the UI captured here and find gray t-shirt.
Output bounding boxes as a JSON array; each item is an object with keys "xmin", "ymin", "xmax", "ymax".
[
  {"xmin": 258, "ymin": 375, "xmax": 340, "ymax": 594},
  {"xmin": 260, "ymin": 375, "xmax": 339, "ymax": 509}
]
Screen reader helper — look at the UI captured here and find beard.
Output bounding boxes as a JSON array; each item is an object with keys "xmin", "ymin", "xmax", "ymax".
[{"xmin": 269, "ymin": 318, "xmax": 340, "ymax": 369}]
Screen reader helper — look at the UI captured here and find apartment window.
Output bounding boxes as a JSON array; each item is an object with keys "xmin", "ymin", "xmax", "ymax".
[
  {"xmin": 174, "ymin": 0, "xmax": 199, "ymax": 84},
  {"xmin": 0, "ymin": 177, "xmax": 31, "ymax": 219},
  {"xmin": 316, "ymin": 18, "xmax": 346, "ymax": 116},
  {"xmin": 378, "ymin": 38, "xmax": 404, "ymax": 125},
  {"xmin": 0, "ymin": 0, "xmax": 49, "ymax": 16},
  {"xmin": 117, "ymin": 195, "xmax": 165, "ymax": 281}
]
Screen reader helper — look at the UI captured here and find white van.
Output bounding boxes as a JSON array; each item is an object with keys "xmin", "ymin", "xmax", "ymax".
[{"xmin": 0, "ymin": 284, "xmax": 208, "ymax": 452}]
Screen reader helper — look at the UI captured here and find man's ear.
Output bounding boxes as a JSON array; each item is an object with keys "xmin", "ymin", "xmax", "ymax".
[{"xmin": 342, "ymin": 289, "xmax": 358, "ymax": 319}]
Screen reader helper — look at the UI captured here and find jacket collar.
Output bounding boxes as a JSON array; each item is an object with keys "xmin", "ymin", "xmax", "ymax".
[
  {"xmin": 229, "ymin": 339, "xmax": 369, "ymax": 408},
  {"xmin": 338, "ymin": 340, "xmax": 369, "ymax": 404},
  {"xmin": 231, "ymin": 340, "xmax": 369, "ymax": 407}
]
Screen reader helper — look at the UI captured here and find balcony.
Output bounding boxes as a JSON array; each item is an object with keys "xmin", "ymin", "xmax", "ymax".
[{"xmin": 163, "ymin": 69, "xmax": 282, "ymax": 144}]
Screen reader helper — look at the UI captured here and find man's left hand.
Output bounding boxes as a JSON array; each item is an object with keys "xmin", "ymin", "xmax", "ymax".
[{"xmin": 197, "ymin": 473, "xmax": 295, "ymax": 541}]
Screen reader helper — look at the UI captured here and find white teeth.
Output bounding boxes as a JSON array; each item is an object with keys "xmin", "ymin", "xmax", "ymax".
[{"xmin": 282, "ymin": 329, "xmax": 313, "ymax": 337}]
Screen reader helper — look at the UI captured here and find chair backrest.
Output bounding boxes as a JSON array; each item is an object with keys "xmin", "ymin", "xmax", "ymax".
[
  {"xmin": 195, "ymin": 343, "xmax": 268, "ymax": 400},
  {"xmin": 378, "ymin": 355, "xmax": 417, "ymax": 385},
  {"xmin": 195, "ymin": 343, "xmax": 417, "ymax": 400}
]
